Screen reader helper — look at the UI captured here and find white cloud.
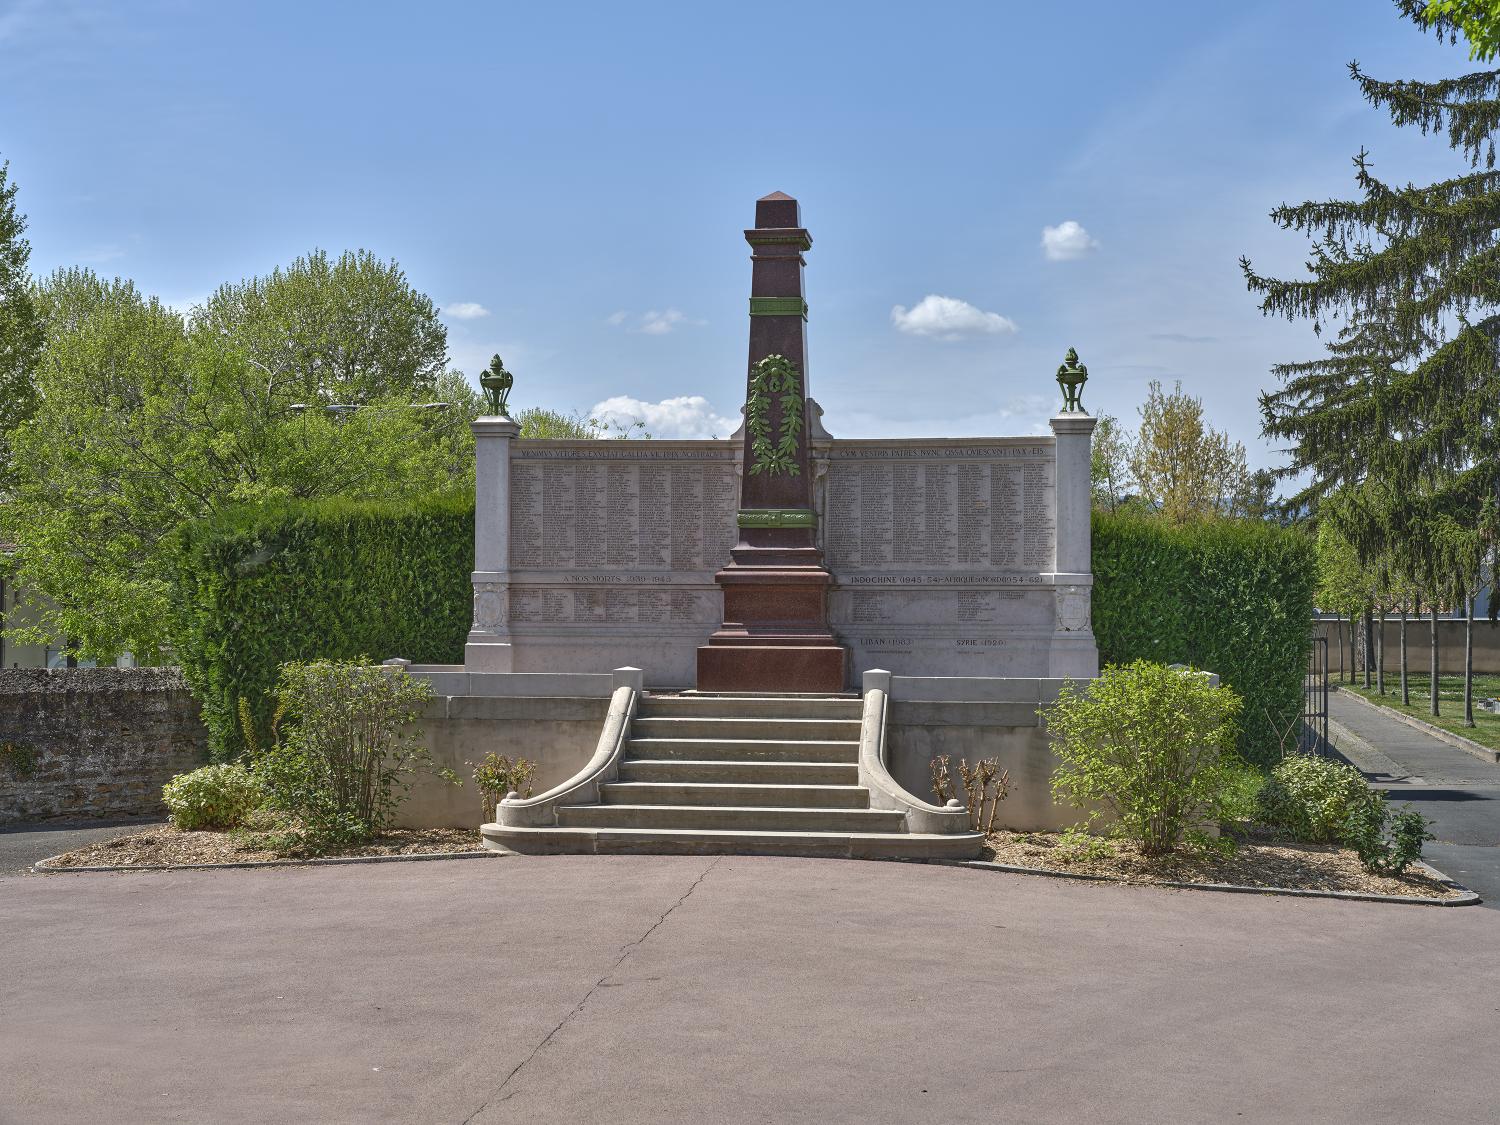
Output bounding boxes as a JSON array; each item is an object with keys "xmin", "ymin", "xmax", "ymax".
[
  {"xmin": 1041, "ymin": 220, "xmax": 1099, "ymax": 261},
  {"xmin": 890, "ymin": 295, "xmax": 1018, "ymax": 340},
  {"xmin": 638, "ymin": 309, "xmax": 686, "ymax": 335},
  {"xmin": 589, "ymin": 395, "xmax": 738, "ymax": 439},
  {"xmin": 607, "ymin": 308, "xmax": 694, "ymax": 335},
  {"xmin": 443, "ymin": 301, "xmax": 490, "ymax": 320}
]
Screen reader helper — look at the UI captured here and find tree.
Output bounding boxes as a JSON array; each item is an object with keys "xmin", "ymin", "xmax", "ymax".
[
  {"xmin": 0, "ymin": 158, "xmax": 43, "ymax": 490},
  {"xmin": 1089, "ymin": 412, "xmax": 1133, "ymax": 512},
  {"xmin": 1243, "ymin": 0, "xmax": 1500, "ymax": 717},
  {"xmin": 1425, "ymin": 0, "xmax": 1500, "ymax": 60},
  {"xmin": 2, "ymin": 259, "xmax": 472, "ymax": 661},
  {"xmin": 1316, "ymin": 517, "xmax": 1374, "ymax": 683},
  {"xmin": 515, "ymin": 407, "xmax": 604, "ymax": 439},
  {"xmin": 1130, "ymin": 380, "xmax": 1251, "ymax": 522},
  {"xmin": 192, "ymin": 249, "xmax": 449, "ymax": 406}
]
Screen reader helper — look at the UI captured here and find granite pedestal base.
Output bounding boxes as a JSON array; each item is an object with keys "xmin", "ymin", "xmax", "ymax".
[{"xmin": 697, "ymin": 565, "xmax": 848, "ymax": 693}]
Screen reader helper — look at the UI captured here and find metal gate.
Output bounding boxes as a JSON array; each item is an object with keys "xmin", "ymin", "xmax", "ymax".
[{"xmin": 1301, "ymin": 635, "xmax": 1329, "ymax": 753}]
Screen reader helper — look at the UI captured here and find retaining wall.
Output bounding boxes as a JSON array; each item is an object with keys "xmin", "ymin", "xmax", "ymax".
[{"xmin": 0, "ymin": 669, "xmax": 209, "ymax": 825}]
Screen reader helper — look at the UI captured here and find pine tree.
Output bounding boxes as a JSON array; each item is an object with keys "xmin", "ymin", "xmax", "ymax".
[
  {"xmin": 0, "ymin": 158, "xmax": 43, "ymax": 491},
  {"xmin": 1243, "ymin": 1, "xmax": 1500, "ymax": 716}
]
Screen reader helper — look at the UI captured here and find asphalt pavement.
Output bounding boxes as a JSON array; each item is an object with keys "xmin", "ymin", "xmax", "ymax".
[
  {"xmin": 1328, "ymin": 688, "xmax": 1500, "ymax": 907},
  {"xmin": 3, "ymin": 854, "xmax": 1497, "ymax": 1124},
  {"xmin": 0, "ymin": 817, "xmax": 160, "ymax": 875}
]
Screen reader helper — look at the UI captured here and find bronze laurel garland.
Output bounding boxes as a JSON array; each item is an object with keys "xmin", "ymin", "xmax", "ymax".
[{"xmin": 746, "ymin": 354, "xmax": 803, "ymax": 477}]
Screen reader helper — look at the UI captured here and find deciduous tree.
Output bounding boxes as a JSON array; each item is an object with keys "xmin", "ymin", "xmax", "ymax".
[
  {"xmin": 2, "ymin": 259, "xmax": 472, "ymax": 661},
  {"xmin": 1089, "ymin": 412, "xmax": 1133, "ymax": 513},
  {"xmin": 1130, "ymin": 380, "xmax": 1251, "ymax": 523}
]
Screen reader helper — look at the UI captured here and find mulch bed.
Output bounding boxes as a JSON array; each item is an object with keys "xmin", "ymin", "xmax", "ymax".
[
  {"xmin": 43, "ymin": 825, "xmax": 486, "ymax": 869},
  {"xmin": 984, "ymin": 830, "xmax": 1464, "ymax": 901}
]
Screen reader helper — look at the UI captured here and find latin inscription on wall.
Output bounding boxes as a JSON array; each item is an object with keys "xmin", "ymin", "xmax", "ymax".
[
  {"xmin": 499, "ymin": 436, "xmax": 1077, "ymax": 682},
  {"xmin": 821, "ymin": 440, "xmax": 1061, "ymax": 676},
  {"xmin": 507, "ymin": 444, "xmax": 739, "ymax": 630},
  {"xmin": 824, "ymin": 444, "xmax": 1054, "ymax": 572}
]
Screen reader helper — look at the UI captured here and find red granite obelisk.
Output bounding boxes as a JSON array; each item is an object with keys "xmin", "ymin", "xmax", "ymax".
[{"xmin": 696, "ymin": 192, "xmax": 848, "ymax": 692}]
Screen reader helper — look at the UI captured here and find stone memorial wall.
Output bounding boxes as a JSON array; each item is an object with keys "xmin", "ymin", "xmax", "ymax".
[
  {"xmin": 468, "ymin": 426, "xmax": 1097, "ymax": 686},
  {"xmin": 816, "ymin": 439, "xmax": 1081, "ymax": 679},
  {"xmin": 492, "ymin": 441, "xmax": 741, "ymax": 682}
]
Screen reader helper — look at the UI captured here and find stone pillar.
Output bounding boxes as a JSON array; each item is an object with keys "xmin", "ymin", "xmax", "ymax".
[
  {"xmin": 1048, "ymin": 411, "xmax": 1099, "ymax": 678},
  {"xmin": 1051, "ymin": 413, "xmax": 1095, "ymax": 574},
  {"xmin": 696, "ymin": 192, "xmax": 848, "ymax": 693},
  {"xmin": 465, "ymin": 415, "xmax": 520, "ymax": 672}
]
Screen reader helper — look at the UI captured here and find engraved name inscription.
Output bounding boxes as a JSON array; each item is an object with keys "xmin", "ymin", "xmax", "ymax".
[
  {"xmin": 510, "ymin": 456, "xmax": 738, "ymax": 572},
  {"xmin": 824, "ymin": 446, "xmax": 1055, "ymax": 572}
]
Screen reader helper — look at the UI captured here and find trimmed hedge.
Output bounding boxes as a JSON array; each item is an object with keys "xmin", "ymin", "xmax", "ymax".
[
  {"xmin": 1092, "ymin": 512, "xmax": 1318, "ymax": 767},
  {"xmin": 173, "ymin": 493, "xmax": 473, "ymax": 760}
]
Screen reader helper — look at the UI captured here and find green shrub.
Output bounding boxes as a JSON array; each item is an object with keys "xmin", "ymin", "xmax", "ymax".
[
  {"xmin": 255, "ymin": 659, "xmax": 443, "ymax": 854},
  {"xmin": 161, "ymin": 763, "xmax": 263, "ymax": 831},
  {"xmin": 1345, "ymin": 802, "xmax": 1435, "ymax": 876},
  {"xmin": 1254, "ymin": 754, "xmax": 1383, "ymax": 843},
  {"xmin": 470, "ymin": 753, "xmax": 536, "ymax": 822},
  {"xmin": 1092, "ymin": 512, "xmax": 1317, "ymax": 767},
  {"xmin": 1046, "ymin": 660, "xmax": 1245, "ymax": 856},
  {"xmin": 172, "ymin": 492, "xmax": 473, "ymax": 761}
]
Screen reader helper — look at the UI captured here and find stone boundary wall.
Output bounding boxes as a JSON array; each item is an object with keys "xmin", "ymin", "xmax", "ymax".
[
  {"xmin": 0, "ymin": 669, "xmax": 208, "ymax": 825},
  {"xmin": 1316, "ymin": 617, "xmax": 1500, "ymax": 677}
]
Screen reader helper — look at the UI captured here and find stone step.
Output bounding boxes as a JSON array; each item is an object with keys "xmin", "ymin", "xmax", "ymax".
[
  {"xmin": 600, "ymin": 782, "xmax": 870, "ymax": 809},
  {"xmin": 630, "ymin": 716, "xmax": 863, "ymax": 741},
  {"xmin": 639, "ymin": 695, "xmax": 862, "ymax": 720},
  {"xmin": 625, "ymin": 738, "xmax": 858, "ymax": 763},
  {"xmin": 480, "ymin": 824, "xmax": 985, "ymax": 860},
  {"xmin": 618, "ymin": 759, "xmax": 859, "ymax": 785},
  {"xmin": 556, "ymin": 804, "xmax": 906, "ymax": 833}
]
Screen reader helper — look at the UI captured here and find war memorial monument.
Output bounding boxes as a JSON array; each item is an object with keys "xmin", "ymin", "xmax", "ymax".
[{"xmin": 413, "ymin": 192, "xmax": 1098, "ymax": 858}]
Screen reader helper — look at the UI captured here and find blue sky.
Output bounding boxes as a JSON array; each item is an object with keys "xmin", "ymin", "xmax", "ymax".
[{"xmin": 0, "ymin": 0, "xmax": 1478, "ymax": 463}]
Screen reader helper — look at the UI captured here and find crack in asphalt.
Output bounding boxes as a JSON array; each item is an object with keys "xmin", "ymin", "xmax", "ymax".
[{"xmin": 460, "ymin": 856, "xmax": 723, "ymax": 1123}]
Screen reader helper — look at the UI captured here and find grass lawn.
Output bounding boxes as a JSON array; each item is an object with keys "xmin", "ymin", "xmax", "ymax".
[{"xmin": 1340, "ymin": 673, "xmax": 1500, "ymax": 751}]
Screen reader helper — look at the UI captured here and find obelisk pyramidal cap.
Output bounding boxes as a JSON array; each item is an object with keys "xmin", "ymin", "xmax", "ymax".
[{"xmin": 696, "ymin": 192, "xmax": 849, "ymax": 692}]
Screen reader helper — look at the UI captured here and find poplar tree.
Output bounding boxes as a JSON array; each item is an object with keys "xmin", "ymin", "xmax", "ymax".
[
  {"xmin": 0, "ymin": 159, "xmax": 42, "ymax": 490},
  {"xmin": 1243, "ymin": 0, "xmax": 1500, "ymax": 720}
]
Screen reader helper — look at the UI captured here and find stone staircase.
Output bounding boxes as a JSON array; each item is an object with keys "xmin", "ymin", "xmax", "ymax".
[{"xmin": 481, "ymin": 693, "xmax": 982, "ymax": 859}]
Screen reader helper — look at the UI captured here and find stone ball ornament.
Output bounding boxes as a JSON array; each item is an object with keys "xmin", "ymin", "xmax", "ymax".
[{"xmin": 1056, "ymin": 347, "xmax": 1088, "ymax": 414}]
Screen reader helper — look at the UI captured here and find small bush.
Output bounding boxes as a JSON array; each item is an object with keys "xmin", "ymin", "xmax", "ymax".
[
  {"xmin": 929, "ymin": 755, "xmax": 1011, "ymax": 833},
  {"xmin": 1045, "ymin": 660, "xmax": 1245, "ymax": 856},
  {"xmin": 470, "ymin": 753, "xmax": 537, "ymax": 821},
  {"xmin": 1218, "ymin": 764, "xmax": 1266, "ymax": 828},
  {"xmin": 1254, "ymin": 755, "xmax": 1383, "ymax": 844},
  {"xmin": 255, "ymin": 660, "xmax": 442, "ymax": 854},
  {"xmin": 1345, "ymin": 801, "xmax": 1435, "ymax": 876},
  {"xmin": 162, "ymin": 764, "xmax": 263, "ymax": 831}
]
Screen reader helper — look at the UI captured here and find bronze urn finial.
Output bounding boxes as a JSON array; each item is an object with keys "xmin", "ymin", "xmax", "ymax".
[
  {"xmin": 480, "ymin": 354, "xmax": 513, "ymax": 416},
  {"xmin": 1056, "ymin": 347, "xmax": 1088, "ymax": 413}
]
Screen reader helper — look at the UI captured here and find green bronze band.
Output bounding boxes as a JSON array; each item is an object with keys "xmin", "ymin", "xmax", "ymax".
[
  {"xmin": 748, "ymin": 296, "xmax": 808, "ymax": 319},
  {"xmin": 737, "ymin": 508, "xmax": 817, "ymax": 529},
  {"xmin": 745, "ymin": 232, "xmax": 812, "ymax": 250}
]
